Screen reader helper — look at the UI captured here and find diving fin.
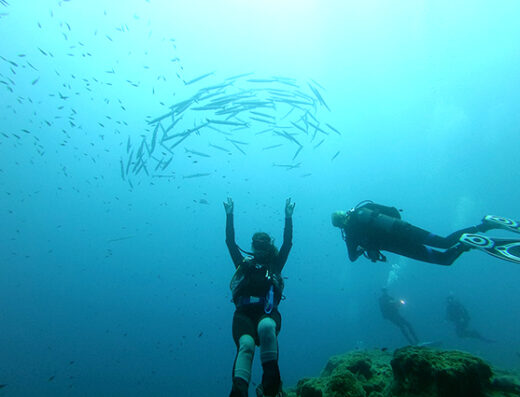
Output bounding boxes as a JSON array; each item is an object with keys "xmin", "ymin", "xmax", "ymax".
[
  {"xmin": 460, "ymin": 233, "xmax": 520, "ymax": 264},
  {"xmin": 483, "ymin": 215, "xmax": 520, "ymax": 234}
]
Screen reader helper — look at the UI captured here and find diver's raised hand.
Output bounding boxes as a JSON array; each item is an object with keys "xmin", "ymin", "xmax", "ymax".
[
  {"xmin": 223, "ymin": 197, "xmax": 234, "ymax": 215},
  {"xmin": 285, "ymin": 197, "xmax": 295, "ymax": 218}
]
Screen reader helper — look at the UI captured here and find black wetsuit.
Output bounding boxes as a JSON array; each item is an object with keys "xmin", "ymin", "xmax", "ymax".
[
  {"xmin": 343, "ymin": 202, "xmax": 483, "ymax": 266},
  {"xmin": 225, "ymin": 213, "xmax": 292, "ymax": 345},
  {"xmin": 379, "ymin": 292, "xmax": 419, "ymax": 345},
  {"xmin": 446, "ymin": 297, "xmax": 491, "ymax": 342}
]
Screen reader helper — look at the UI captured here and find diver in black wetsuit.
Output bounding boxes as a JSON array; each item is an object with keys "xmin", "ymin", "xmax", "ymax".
[
  {"xmin": 225, "ymin": 197, "xmax": 294, "ymax": 397},
  {"xmin": 331, "ymin": 200, "xmax": 500, "ymax": 266},
  {"xmin": 445, "ymin": 295, "xmax": 492, "ymax": 342},
  {"xmin": 379, "ymin": 288, "xmax": 419, "ymax": 345}
]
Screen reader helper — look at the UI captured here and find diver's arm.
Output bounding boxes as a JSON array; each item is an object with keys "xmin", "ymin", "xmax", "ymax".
[
  {"xmin": 346, "ymin": 236, "xmax": 363, "ymax": 262},
  {"xmin": 278, "ymin": 199, "xmax": 295, "ymax": 270},
  {"xmin": 224, "ymin": 198, "xmax": 243, "ymax": 268},
  {"xmin": 277, "ymin": 217, "xmax": 293, "ymax": 270}
]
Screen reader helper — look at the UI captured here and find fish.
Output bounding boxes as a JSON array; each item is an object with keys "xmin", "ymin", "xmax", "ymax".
[
  {"xmin": 0, "ymin": 55, "xmax": 17, "ymax": 67},
  {"xmin": 164, "ymin": 115, "xmax": 183, "ymax": 134},
  {"xmin": 210, "ymin": 92, "xmax": 254, "ymax": 105},
  {"xmin": 185, "ymin": 148, "xmax": 211, "ymax": 158},
  {"xmin": 0, "ymin": 384, "xmax": 6, "ymax": 389},
  {"xmin": 314, "ymin": 139, "xmax": 325, "ymax": 149},
  {"xmin": 262, "ymin": 144, "xmax": 283, "ymax": 150},
  {"xmin": 255, "ymin": 128, "xmax": 273, "ymax": 135},
  {"xmin": 326, "ymin": 123, "xmax": 341, "ymax": 135},
  {"xmin": 230, "ymin": 141, "xmax": 246, "ymax": 155},
  {"xmin": 307, "ymin": 121, "xmax": 329, "ymax": 135},
  {"xmin": 205, "ymin": 124, "xmax": 232, "ymax": 136},
  {"xmin": 184, "ymin": 72, "xmax": 214, "ymax": 85},
  {"xmin": 272, "ymin": 162, "xmax": 301, "ymax": 170},
  {"xmin": 226, "ymin": 138, "xmax": 248, "ymax": 145},
  {"xmin": 153, "ymin": 174, "xmax": 176, "ymax": 178},
  {"xmin": 154, "ymin": 159, "xmax": 163, "ymax": 171},
  {"xmin": 292, "ymin": 146, "xmax": 303, "ymax": 160},
  {"xmin": 183, "ymin": 173, "xmax": 211, "ymax": 179},
  {"xmin": 307, "ymin": 83, "xmax": 330, "ymax": 111},
  {"xmin": 247, "ymin": 78, "xmax": 276, "ymax": 83},
  {"xmin": 250, "ymin": 111, "xmax": 276, "ymax": 121},
  {"xmin": 249, "ymin": 116, "xmax": 275, "ymax": 125},
  {"xmin": 169, "ymin": 133, "xmax": 191, "ymax": 149},
  {"xmin": 279, "ymin": 130, "xmax": 301, "ymax": 146},
  {"xmin": 207, "ymin": 119, "xmax": 248, "ymax": 127},
  {"xmin": 125, "ymin": 150, "xmax": 134, "ymax": 175},
  {"xmin": 209, "ymin": 143, "xmax": 230, "ymax": 153},
  {"xmin": 225, "ymin": 72, "xmax": 254, "ymax": 81},
  {"xmin": 150, "ymin": 123, "xmax": 161, "ymax": 153},
  {"xmin": 310, "ymin": 78, "xmax": 325, "ymax": 90},
  {"xmin": 120, "ymin": 159, "xmax": 125, "ymax": 180},
  {"xmin": 162, "ymin": 157, "xmax": 173, "ymax": 170},
  {"xmin": 290, "ymin": 121, "xmax": 307, "ymax": 134},
  {"xmin": 331, "ymin": 151, "xmax": 340, "ymax": 161}
]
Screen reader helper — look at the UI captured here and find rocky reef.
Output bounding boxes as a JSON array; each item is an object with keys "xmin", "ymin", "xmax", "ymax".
[{"xmin": 284, "ymin": 346, "xmax": 520, "ymax": 397}]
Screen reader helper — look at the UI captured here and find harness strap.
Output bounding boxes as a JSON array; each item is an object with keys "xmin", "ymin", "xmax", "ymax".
[{"xmin": 236, "ymin": 293, "xmax": 278, "ymax": 313}]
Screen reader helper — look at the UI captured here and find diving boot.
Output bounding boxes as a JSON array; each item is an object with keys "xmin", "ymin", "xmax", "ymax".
[
  {"xmin": 256, "ymin": 383, "xmax": 285, "ymax": 397},
  {"xmin": 259, "ymin": 360, "xmax": 282, "ymax": 397},
  {"xmin": 230, "ymin": 377, "xmax": 249, "ymax": 397}
]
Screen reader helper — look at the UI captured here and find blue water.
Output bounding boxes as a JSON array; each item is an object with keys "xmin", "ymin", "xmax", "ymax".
[{"xmin": 1, "ymin": 1, "xmax": 520, "ymax": 395}]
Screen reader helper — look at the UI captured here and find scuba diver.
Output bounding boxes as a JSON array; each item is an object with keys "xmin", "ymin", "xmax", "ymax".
[
  {"xmin": 225, "ymin": 197, "xmax": 295, "ymax": 397},
  {"xmin": 331, "ymin": 200, "xmax": 520, "ymax": 266},
  {"xmin": 445, "ymin": 295, "xmax": 493, "ymax": 342},
  {"xmin": 379, "ymin": 288, "xmax": 419, "ymax": 345}
]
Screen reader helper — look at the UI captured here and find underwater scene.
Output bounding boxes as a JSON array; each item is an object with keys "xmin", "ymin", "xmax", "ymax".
[{"xmin": 1, "ymin": 1, "xmax": 520, "ymax": 396}]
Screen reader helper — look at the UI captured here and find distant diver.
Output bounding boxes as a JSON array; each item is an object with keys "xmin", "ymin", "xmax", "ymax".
[
  {"xmin": 379, "ymin": 288, "xmax": 419, "ymax": 345},
  {"xmin": 445, "ymin": 295, "xmax": 493, "ymax": 342},
  {"xmin": 225, "ymin": 197, "xmax": 295, "ymax": 397},
  {"xmin": 331, "ymin": 200, "xmax": 520, "ymax": 265}
]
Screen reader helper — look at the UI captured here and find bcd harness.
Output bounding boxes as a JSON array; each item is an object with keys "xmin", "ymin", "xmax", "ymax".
[
  {"xmin": 230, "ymin": 258, "xmax": 284, "ymax": 314},
  {"xmin": 343, "ymin": 201, "xmax": 402, "ymax": 263}
]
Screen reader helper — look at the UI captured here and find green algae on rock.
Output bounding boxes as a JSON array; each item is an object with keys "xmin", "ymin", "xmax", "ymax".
[
  {"xmin": 390, "ymin": 346, "xmax": 492, "ymax": 397},
  {"xmin": 286, "ymin": 347, "xmax": 520, "ymax": 397}
]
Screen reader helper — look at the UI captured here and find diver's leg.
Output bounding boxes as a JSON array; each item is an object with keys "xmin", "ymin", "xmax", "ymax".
[
  {"xmin": 392, "ymin": 220, "xmax": 481, "ymax": 249},
  {"xmin": 462, "ymin": 328, "xmax": 493, "ymax": 342},
  {"xmin": 402, "ymin": 320, "xmax": 420, "ymax": 345},
  {"xmin": 398, "ymin": 323, "xmax": 415, "ymax": 345},
  {"xmin": 230, "ymin": 335, "xmax": 255, "ymax": 397},
  {"xmin": 455, "ymin": 325, "xmax": 465, "ymax": 338},
  {"xmin": 384, "ymin": 241, "xmax": 468, "ymax": 266},
  {"xmin": 230, "ymin": 310, "xmax": 256, "ymax": 397},
  {"xmin": 258, "ymin": 317, "xmax": 281, "ymax": 396}
]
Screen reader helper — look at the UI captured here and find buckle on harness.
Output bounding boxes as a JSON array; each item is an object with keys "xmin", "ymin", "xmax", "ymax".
[{"xmin": 237, "ymin": 296, "xmax": 265, "ymax": 307}]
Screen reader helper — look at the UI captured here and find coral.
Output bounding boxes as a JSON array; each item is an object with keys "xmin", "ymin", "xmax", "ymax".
[
  {"xmin": 326, "ymin": 370, "xmax": 366, "ymax": 396},
  {"xmin": 390, "ymin": 346, "xmax": 492, "ymax": 397},
  {"xmin": 289, "ymin": 347, "xmax": 520, "ymax": 397}
]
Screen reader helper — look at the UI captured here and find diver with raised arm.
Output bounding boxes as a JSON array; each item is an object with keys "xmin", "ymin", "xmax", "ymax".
[{"xmin": 225, "ymin": 197, "xmax": 295, "ymax": 397}]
